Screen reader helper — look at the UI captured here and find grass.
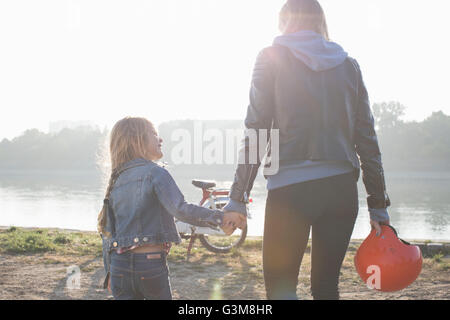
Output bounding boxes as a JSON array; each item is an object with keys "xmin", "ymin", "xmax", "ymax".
[
  {"xmin": 0, "ymin": 226, "xmax": 261, "ymax": 266},
  {"xmin": 0, "ymin": 227, "xmax": 102, "ymax": 256},
  {"xmin": 432, "ymin": 253, "xmax": 444, "ymax": 263},
  {"xmin": 3, "ymin": 226, "xmax": 448, "ymax": 279},
  {"xmin": 242, "ymin": 239, "xmax": 262, "ymax": 249},
  {"xmin": 428, "ymin": 253, "xmax": 450, "ymax": 271},
  {"xmin": 437, "ymin": 262, "xmax": 450, "ymax": 271}
]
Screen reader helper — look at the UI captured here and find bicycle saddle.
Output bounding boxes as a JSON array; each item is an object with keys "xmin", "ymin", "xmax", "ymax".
[{"xmin": 192, "ymin": 180, "xmax": 216, "ymax": 189}]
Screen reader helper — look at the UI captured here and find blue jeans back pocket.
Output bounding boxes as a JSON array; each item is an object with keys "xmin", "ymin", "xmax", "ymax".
[{"xmin": 138, "ymin": 267, "xmax": 171, "ymax": 300}]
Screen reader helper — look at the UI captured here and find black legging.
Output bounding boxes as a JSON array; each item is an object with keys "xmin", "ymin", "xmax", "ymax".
[{"xmin": 263, "ymin": 172, "xmax": 359, "ymax": 300}]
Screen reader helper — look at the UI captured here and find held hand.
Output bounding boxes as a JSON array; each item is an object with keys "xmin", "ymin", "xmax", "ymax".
[
  {"xmin": 223, "ymin": 211, "xmax": 247, "ymax": 230},
  {"xmin": 370, "ymin": 219, "xmax": 390, "ymax": 237},
  {"xmin": 221, "ymin": 212, "xmax": 236, "ymax": 235},
  {"xmin": 221, "ymin": 222, "xmax": 235, "ymax": 236},
  {"xmin": 221, "ymin": 212, "xmax": 247, "ymax": 235}
]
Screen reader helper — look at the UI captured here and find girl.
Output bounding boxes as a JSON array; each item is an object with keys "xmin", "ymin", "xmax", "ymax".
[
  {"xmin": 224, "ymin": 0, "xmax": 391, "ymax": 300},
  {"xmin": 98, "ymin": 117, "xmax": 239, "ymax": 300}
]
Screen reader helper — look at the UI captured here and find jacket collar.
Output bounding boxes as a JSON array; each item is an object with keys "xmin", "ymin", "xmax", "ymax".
[{"xmin": 120, "ymin": 158, "xmax": 153, "ymax": 171}]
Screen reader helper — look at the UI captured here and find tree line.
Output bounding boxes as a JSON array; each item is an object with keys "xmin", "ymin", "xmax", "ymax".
[
  {"xmin": 0, "ymin": 126, "xmax": 108, "ymax": 171},
  {"xmin": 0, "ymin": 103, "xmax": 449, "ymax": 171},
  {"xmin": 372, "ymin": 102, "xmax": 450, "ymax": 170}
]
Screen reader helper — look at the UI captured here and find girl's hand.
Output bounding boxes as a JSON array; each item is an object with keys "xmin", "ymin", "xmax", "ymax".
[
  {"xmin": 221, "ymin": 223, "xmax": 235, "ymax": 236},
  {"xmin": 370, "ymin": 219, "xmax": 390, "ymax": 237},
  {"xmin": 222, "ymin": 212, "xmax": 246, "ymax": 235}
]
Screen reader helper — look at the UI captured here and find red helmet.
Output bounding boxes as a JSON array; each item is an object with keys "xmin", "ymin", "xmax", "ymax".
[{"xmin": 354, "ymin": 225, "xmax": 422, "ymax": 292}]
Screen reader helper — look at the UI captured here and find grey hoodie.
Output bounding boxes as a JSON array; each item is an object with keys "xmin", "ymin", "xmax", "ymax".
[{"xmin": 273, "ymin": 30, "xmax": 348, "ymax": 71}]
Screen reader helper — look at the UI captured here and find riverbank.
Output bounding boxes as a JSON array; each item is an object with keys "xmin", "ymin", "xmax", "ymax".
[{"xmin": 0, "ymin": 227, "xmax": 449, "ymax": 300}]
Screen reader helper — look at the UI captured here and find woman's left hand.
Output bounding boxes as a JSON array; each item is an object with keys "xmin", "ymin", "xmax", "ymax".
[{"xmin": 370, "ymin": 219, "xmax": 390, "ymax": 237}]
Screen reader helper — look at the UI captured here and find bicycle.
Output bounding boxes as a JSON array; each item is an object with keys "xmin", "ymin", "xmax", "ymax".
[{"xmin": 175, "ymin": 179, "xmax": 251, "ymax": 254}]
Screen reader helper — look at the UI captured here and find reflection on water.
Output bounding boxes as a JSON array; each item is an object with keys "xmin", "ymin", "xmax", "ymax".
[{"xmin": 0, "ymin": 169, "xmax": 449, "ymax": 240}]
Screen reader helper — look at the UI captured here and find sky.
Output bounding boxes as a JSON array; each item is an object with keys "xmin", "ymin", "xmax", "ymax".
[{"xmin": 1, "ymin": 0, "xmax": 449, "ymax": 140}]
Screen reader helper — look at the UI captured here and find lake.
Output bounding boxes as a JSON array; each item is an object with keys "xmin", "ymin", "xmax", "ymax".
[{"xmin": 0, "ymin": 168, "xmax": 449, "ymax": 241}]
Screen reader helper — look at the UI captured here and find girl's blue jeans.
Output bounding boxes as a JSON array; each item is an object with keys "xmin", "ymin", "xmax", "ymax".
[{"xmin": 109, "ymin": 250, "xmax": 172, "ymax": 300}]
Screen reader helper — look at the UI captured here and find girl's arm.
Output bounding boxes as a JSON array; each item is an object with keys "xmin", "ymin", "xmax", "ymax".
[{"xmin": 151, "ymin": 166, "xmax": 224, "ymax": 228}]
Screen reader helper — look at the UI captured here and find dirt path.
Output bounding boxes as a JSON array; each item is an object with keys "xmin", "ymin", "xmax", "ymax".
[{"xmin": 0, "ymin": 241, "xmax": 448, "ymax": 300}]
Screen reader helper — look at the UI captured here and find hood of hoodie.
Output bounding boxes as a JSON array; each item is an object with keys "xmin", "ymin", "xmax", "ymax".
[{"xmin": 273, "ymin": 30, "xmax": 348, "ymax": 71}]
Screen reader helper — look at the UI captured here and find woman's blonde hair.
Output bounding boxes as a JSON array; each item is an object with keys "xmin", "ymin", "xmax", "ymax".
[
  {"xmin": 97, "ymin": 117, "xmax": 155, "ymax": 236},
  {"xmin": 279, "ymin": 0, "xmax": 329, "ymax": 40}
]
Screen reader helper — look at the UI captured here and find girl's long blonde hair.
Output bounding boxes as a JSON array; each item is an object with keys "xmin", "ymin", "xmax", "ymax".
[
  {"xmin": 279, "ymin": 0, "xmax": 329, "ymax": 40},
  {"xmin": 97, "ymin": 117, "xmax": 155, "ymax": 236}
]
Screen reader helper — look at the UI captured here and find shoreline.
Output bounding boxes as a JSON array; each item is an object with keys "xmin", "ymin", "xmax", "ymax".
[
  {"xmin": 1, "ymin": 225, "xmax": 449, "ymax": 257},
  {"xmin": 1, "ymin": 225, "xmax": 449, "ymax": 244}
]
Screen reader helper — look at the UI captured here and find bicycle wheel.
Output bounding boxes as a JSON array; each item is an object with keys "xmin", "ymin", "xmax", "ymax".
[
  {"xmin": 198, "ymin": 202, "xmax": 247, "ymax": 253},
  {"xmin": 199, "ymin": 226, "xmax": 247, "ymax": 253}
]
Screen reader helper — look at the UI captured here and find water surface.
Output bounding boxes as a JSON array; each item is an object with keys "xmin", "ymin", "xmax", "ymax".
[{"xmin": 0, "ymin": 169, "xmax": 448, "ymax": 240}]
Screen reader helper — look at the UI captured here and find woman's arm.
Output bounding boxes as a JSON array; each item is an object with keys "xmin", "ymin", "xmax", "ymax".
[
  {"xmin": 352, "ymin": 59, "xmax": 390, "ymax": 225},
  {"xmin": 227, "ymin": 48, "xmax": 276, "ymax": 214}
]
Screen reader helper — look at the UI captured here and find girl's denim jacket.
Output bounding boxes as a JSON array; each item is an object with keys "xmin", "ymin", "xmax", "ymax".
[{"xmin": 101, "ymin": 158, "xmax": 224, "ymax": 286}]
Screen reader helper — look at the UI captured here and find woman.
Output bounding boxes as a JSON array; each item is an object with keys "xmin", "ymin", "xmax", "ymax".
[
  {"xmin": 224, "ymin": 0, "xmax": 391, "ymax": 300},
  {"xmin": 98, "ymin": 117, "xmax": 240, "ymax": 300}
]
